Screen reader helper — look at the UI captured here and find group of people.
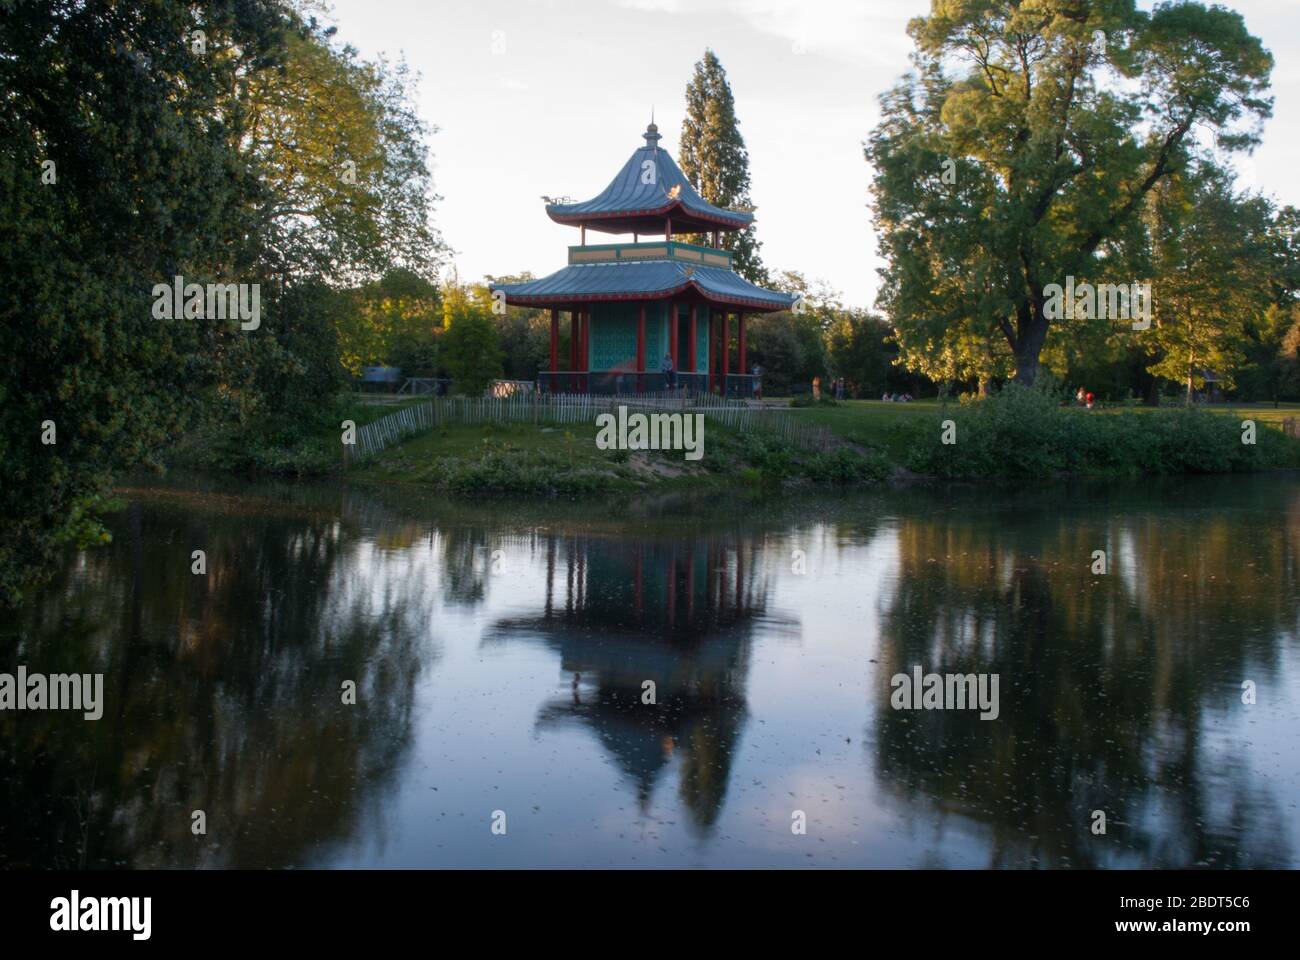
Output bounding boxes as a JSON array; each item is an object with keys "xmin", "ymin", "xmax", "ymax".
[
  {"xmin": 880, "ymin": 391, "xmax": 913, "ymax": 402},
  {"xmin": 1075, "ymin": 387, "xmax": 1096, "ymax": 409},
  {"xmin": 811, "ymin": 377, "xmax": 848, "ymax": 401}
]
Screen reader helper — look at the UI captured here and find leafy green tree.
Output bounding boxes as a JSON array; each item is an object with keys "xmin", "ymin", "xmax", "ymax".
[
  {"xmin": 240, "ymin": 16, "xmax": 445, "ymax": 281},
  {"xmin": 337, "ymin": 268, "xmax": 441, "ymax": 376},
  {"xmin": 482, "ymin": 274, "xmax": 551, "ymax": 380},
  {"xmin": 0, "ymin": 0, "xmax": 443, "ymax": 603},
  {"xmin": 441, "ymin": 286, "xmax": 504, "ymax": 395},
  {"xmin": 868, "ymin": 0, "xmax": 1274, "ymax": 386},
  {"xmin": 679, "ymin": 49, "xmax": 768, "ymax": 284},
  {"xmin": 827, "ymin": 311, "xmax": 899, "ymax": 398},
  {"xmin": 0, "ymin": 0, "xmax": 286, "ymax": 603},
  {"xmin": 1142, "ymin": 167, "xmax": 1273, "ymax": 400}
]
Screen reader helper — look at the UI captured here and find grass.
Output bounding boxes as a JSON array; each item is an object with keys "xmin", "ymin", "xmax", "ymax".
[
  {"xmin": 174, "ymin": 389, "xmax": 1300, "ymax": 492},
  {"xmin": 789, "ymin": 399, "xmax": 940, "ymax": 460},
  {"xmin": 350, "ymin": 416, "xmax": 891, "ymax": 495},
  {"xmin": 354, "ymin": 421, "xmax": 709, "ymax": 495}
]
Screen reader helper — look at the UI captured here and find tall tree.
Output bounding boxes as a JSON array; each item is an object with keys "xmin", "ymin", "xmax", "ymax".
[
  {"xmin": 0, "ymin": 0, "xmax": 444, "ymax": 603},
  {"xmin": 440, "ymin": 285, "xmax": 503, "ymax": 395},
  {"xmin": 0, "ymin": 0, "xmax": 285, "ymax": 603},
  {"xmin": 1142, "ymin": 166, "xmax": 1273, "ymax": 400},
  {"xmin": 679, "ymin": 49, "xmax": 767, "ymax": 284},
  {"xmin": 868, "ymin": 1, "xmax": 1273, "ymax": 386},
  {"xmin": 239, "ymin": 16, "xmax": 444, "ymax": 283}
]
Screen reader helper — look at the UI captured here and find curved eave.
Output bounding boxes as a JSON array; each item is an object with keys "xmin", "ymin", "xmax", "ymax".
[
  {"xmin": 493, "ymin": 279, "xmax": 793, "ymax": 314},
  {"xmin": 546, "ymin": 199, "xmax": 751, "ymax": 234}
]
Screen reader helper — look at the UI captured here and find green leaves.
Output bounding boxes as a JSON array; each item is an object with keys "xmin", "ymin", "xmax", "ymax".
[
  {"xmin": 440, "ymin": 287, "xmax": 504, "ymax": 396},
  {"xmin": 868, "ymin": 0, "xmax": 1274, "ymax": 386},
  {"xmin": 679, "ymin": 49, "xmax": 768, "ymax": 285},
  {"xmin": 0, "ymin": 1, "xmax": 440, "ymax": 602}
]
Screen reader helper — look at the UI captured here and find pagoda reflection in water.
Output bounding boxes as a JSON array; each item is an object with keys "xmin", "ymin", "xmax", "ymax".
[{"xmin": 485, "ymin": 532, "xmax": 795, "ymax": 830}]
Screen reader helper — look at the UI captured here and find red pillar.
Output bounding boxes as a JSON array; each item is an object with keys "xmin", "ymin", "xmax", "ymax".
[
  {"xmin": 569, "ymin": 309, "xmax": 579, "ymax": 372},
  {"xmin": 579, "ymin": 309, "xmax": 588, "ymax": 392},
  {"xmin": 636, "ymin": 304, "xmax": 646, "ymax": 375},
  {"xmin": 669, "ymin": 302, "xmax": 678, "ymax": 372},
  {"xmin": 688, "ymin": 305, "xmax": 697, "ymax": 373},
  {"xmin": 581, "ymin": 309, "xmax": 589, "ymax": 371},
  {"xmin": 707, "ymin": 311, "xmax": 715, "ymax": 391},
  {"xmin": 738, "ymin": 311, "xmax": 747, "ymax": 378},
  {"xmin": 549, "ymin": 308, "xmax": 559, "ymax": 373},
  {"xmin": 721, "ymin": 310, "xmax": 730, "ymax": 394}
]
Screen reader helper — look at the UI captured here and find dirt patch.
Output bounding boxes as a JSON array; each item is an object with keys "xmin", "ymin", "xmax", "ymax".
[{"xmin": 626, "ymin": 451, "xmax": 696, "ymax": 479}]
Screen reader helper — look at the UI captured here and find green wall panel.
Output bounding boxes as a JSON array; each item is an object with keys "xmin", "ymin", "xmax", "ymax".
[{"xmin": 589, "ymin": 302, "xmax": 675, "ymax": 372}]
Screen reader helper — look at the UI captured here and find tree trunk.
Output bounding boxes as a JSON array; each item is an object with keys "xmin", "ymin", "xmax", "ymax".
[
  {"xmin": 1012, "ymin": 349, "xmax": 1041, "ymax": 386},
  {"xmin": 1011, "ymin": 306, "xmax": 1048, "ymax": 386}
]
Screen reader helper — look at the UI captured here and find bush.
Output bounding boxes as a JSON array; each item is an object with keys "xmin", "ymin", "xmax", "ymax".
[
  {"xmin": 897, "ymin": 384, "xmax": 1300, "ymax": 479},
  {"xmin": 804, "ymin": 446, "xmax": 892, "ymax": 483}
]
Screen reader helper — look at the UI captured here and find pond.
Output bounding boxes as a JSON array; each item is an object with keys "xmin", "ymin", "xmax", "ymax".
[{"xmin": 2, "ymin": 473, "xmax": 1297, "ymax": 868}]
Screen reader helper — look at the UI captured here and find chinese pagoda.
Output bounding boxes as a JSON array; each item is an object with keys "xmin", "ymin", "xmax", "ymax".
[{"xmin": 491, "ymin": 121, "xmax": 795, "ymax": 395}]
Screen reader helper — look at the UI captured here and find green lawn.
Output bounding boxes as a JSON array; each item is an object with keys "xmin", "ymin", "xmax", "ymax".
[
  {"xmin": 357, "ymin": 421, "xmax": 612, "ymax": 480},
  {"xmin": 1112, "ymin": 401, "xmax": 1300, "ymax": 428},
  {"xmin": 792, "ymin": 399, "xmax": 941, "ymax": 458},
  {"xmin": 793, "ymin": 398, "xmax": 1298, "ymax": 459},
  {"xmin": 352, "ymin": 419, "xmax": 728, "ymax": 493}
]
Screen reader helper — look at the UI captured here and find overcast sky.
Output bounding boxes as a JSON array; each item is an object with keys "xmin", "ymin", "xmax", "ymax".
[{"xmin": 325, "ymin": 0, "xmax": 1300, "ymax": 308}]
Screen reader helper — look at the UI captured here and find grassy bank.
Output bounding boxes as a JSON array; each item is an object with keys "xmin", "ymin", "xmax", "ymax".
[
  {"xmin": 173, "ymin": 396, "xmax": 426, "ymax": 476},
  {"xmin": 861, "ymin": 389, "xmax": 1300, "ymax": 479},
  {"xmin": 351, "ymin": 419, "xmax": 891, "ymax": 495},
  {"xmin": 172, "ymin": 388, "xmax": 1300, "ymax": 495}
]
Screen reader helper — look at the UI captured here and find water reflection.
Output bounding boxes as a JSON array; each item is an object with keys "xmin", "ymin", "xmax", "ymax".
[
  {"xmin": 873, "ymin": 479, "xmax": 1300, "ymax": 867},
  {"xmin": 1, "ymin": 484, "xmax": 428, "ymax": 868},
  {"xmin": 1, "ymin": 474, "xmax": 1297, "ymax": 868},
  {"xmin": 486, "ymin": 535, "xmax": 794, "ymax": 831}
]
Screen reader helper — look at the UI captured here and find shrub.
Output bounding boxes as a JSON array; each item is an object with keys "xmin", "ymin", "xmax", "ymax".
[
  {"xmin": 897, "ymin": 384, "xmax": 1300, "ymax": 479},
  {"xmin": 804, "ymin": 446, "xmax": 891, "ymax": 483}
]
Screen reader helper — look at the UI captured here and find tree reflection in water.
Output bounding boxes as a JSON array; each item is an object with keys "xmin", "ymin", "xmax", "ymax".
[{"xmin": 871, "ymin": 478, "xmax": 1299, "ymax": 867}]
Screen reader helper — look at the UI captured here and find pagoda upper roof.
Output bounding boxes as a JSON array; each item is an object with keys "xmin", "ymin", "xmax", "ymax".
[
  {"xmin": 491, "ymin": 259, "xmax": 795, "ymax": 313},
  {"xmin": 545, "ymin": 122, "xmax": 754, "ymax": 235}
]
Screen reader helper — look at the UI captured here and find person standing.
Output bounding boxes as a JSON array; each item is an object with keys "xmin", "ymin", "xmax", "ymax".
[
  {"xmin": 751, "ymin": 363, "xmax": 762, "ymax": 401},
  {"xmin": 662, "ymin": 352, "xmax": 675, "ymax": 392}
]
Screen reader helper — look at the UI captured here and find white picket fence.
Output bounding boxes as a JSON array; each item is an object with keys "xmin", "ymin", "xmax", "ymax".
[{"xmin": 343, "ymin": 392, "xmax": 834, "ymax": 464}]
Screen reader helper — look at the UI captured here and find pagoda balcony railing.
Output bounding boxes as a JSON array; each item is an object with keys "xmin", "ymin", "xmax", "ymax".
[
  {"xmin": 567, "ymin": 239, "xmax": 734, "ymax": 268},
  {"xmin": 537, "ymin": 371, "xmax": 758, "ymax": 398}
]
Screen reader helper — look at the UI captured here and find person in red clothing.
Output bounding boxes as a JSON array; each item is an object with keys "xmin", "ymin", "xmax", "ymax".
[{"xmin": 1085, "ymin": 391, "xmax": 1095, "ymax": 409}]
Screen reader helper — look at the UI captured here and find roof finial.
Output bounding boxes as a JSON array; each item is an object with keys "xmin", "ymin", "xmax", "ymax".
[{"xmin": 644, "ymin": 109, "xmax": 661, "ymax": 148}]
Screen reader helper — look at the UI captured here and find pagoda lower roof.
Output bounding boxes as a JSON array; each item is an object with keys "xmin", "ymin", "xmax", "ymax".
[{"xmin": 491, "ymin": 260, "xmax": 796, "ymax": 312}]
